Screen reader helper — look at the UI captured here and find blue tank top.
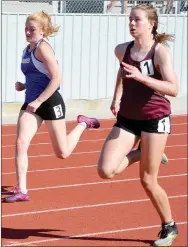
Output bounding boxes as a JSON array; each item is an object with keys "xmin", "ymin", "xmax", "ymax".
[{"xmin": 21, "ymin": 39, "xmax": 53, "ymax": 103}]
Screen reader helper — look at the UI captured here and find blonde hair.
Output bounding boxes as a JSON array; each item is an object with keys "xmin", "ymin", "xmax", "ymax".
[
  {"xmin": 26, "ymin": 11, "xmax": 60, "ymax": 38},
  {"xmin": 132, "ymin": 4, "xmax": 174, "ymax": 46}
]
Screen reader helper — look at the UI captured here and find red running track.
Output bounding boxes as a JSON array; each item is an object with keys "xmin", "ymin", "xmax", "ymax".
[{"xmin": 1, "ymin": 115, "xmax": 188, "ymax": 246}]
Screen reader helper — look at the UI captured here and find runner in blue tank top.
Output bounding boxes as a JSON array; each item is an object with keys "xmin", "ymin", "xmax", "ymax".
[
  {"xmin": 97, "ymin": 5, "xmax": 178, "ymax": 247},
  {"xmin": 21, "ymin": 38, "xmax": 54, "ymax": 104},
  {"xmin": 4, "ymin": 11, "xmax": 100, "ymax": 203}
]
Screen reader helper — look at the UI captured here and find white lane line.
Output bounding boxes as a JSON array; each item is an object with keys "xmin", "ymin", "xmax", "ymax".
[
  {"xmin": 170, "ymin": 114, "xmax": 187, "ymax": 117},
  {"xmin": 2, "ymin": 150, "xmax": 100, "ymax": 160},
  {"xmin": 2, "ymin": 122, "xmax": 187, "ymax": 137},
  {"xmin": 2, "ymin": 118, "xmax": 116, "ymax": 128},
  {"xmin": 27, "ymin": 173, "xmax": 188, "ymax": 191},
  {"xmin": 2, "ymin": 156, "xmax": 188, "ymax": 175},
  {"xmin": 169, "ymin": 133, "xmax": 187, "ymax": 135},
  {"xmin": 1, "ymin": 173, "xmax": 186, "ymax": 193},
  {"xmin": 2, "ymin": 140, "xmax": 188, "ymax": 149},
  {"xmin": 2, "ymin": 114, "xmax": 187, "ymax": 128},
  {"xmin": 2, "ymin": 138, "xmax": 106, "ymax": 148},
  {"xmin": 2, "ymin": 127, "xmax": 111, "ymax": 137},
  {"xmin": 2, "ymin": 164, "xmax": 97, "ymax": 175},
  {"xmin": 3, "ymin": 221, "xmax": 187, "ymax": 246},
  {"xmin": 2, "ymin": 145, "xmax": 188, "ymax": 160},
  {"xmin": 2, "ymin": 194, "xmax": 187, "ymax": 218}
]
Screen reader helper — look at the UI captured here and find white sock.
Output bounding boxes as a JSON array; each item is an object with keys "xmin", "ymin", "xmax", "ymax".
[
  {"xmin": 165, "ymin": 219, "xmax": 175, "ymax": 226},
  {"xmin": 78, "ymin": 122, "xmax": 87, "ymax": 128},
  {"xmin": 169, "ymin": 219, "xmax": 175, "ymax": 226},
  {"xmin": 20, "ymin": 189, "xmax": 28, "ymax": 194}
]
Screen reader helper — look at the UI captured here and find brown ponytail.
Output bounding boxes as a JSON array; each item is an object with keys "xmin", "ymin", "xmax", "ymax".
[{"xmin": 152, "ymin": 22, "xmax": 174, "ymax": 45}]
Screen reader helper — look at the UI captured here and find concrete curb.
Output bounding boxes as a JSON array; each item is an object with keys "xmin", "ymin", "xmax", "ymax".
[{"xmin": 2, "ymin": 96, "xmax": 187, "ymax": 125}]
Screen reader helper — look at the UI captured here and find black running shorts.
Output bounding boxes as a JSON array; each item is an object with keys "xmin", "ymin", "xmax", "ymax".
[
  {"xmin": 114, "ymin": 113, "xmax": 171, "ymax": 136},
  {"xmin": 21, "ymin": 91, "xmax": 66, "ymax": 120}
]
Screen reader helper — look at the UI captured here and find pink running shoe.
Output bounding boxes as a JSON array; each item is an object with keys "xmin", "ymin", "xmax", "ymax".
[
  {"xmin": 10, "ymin": 185, "xmax": 21, "ymax": 194},
  {"xmin": 77, "ymin": 115, "xmax": 100, "ymax": 129},
  {"xmin": 3, "ymin": 192, "xmax": 29, "ymax": 203}
]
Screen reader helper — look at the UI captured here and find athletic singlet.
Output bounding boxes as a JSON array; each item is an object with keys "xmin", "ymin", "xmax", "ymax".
[
  {"xmin": 21, "ymin": 39, "xmax": 56, "ymax": 104},
  {"xmin": 119, "ymin": 41, "xmax": 171, "ymax": 120}
]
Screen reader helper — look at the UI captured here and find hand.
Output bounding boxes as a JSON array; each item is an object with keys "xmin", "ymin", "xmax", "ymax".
[
  {"xmin": 26, "ymin": 99, "xmax": 42, "ymax": 113},
  {"xmin": 15, "ymin": 81, "xmax": 25, "ymax": 91},
  {"xmin": 110, "ymin": 100, "xmax": 119, "ymax": 117},
  {"xmin": 121, "ymin": 62, "xmax": 144, "ymax": 82}
]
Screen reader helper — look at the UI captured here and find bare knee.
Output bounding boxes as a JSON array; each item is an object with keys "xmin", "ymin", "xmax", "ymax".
[
  {"xmin": 140, "ymin": 175, "xmax": 158, "ymax": 192},
  {"xmin": 55, "ymin": 150, "xmax": 70, "ymax": 159},
  {"xmin": 97, "ymin": 166, "xmax": 116, "ymax": 179}
]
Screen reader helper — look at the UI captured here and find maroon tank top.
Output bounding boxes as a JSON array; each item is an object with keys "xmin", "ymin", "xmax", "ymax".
[{"xmin": 119, "ymin": 41, "xmax": 171, "ymax": 120}]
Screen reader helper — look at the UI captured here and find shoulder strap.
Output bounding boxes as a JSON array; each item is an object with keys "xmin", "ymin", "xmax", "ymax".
[
  {"xmin": 121, "ymin": 41, "xmax": 134, "ymax": 63},
  {"xmin": 33, "ymin": 38, "xmax": 54, "ymax": 54},
  {"xmin": 145, "ymin": 41, "xmax": 158, "ymax": 60},
  {"xmin": 22, "ymin": 48, "xmax": 27, "ymax": 57}
]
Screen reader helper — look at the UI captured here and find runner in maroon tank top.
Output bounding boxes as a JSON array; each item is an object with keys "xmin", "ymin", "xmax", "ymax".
[
  {"xmin": 97, "ymin": 4, "xmax": 178, "ymax": 247},
  {"xmin": 119, "ymin": 41, "xmax": 171, "ymax": 120}
]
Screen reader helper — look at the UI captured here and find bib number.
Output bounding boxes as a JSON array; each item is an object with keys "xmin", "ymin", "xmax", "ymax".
[
  {"xmin": 53, "ymin": 104, "xmax": 64, "ymax": 118},
  {"xmin": 140, "ymin": 59, "xmax": 154, "ymax": 76},
  {"xmin": 157, "ymin": 116, "xmax": 170, "ymax": 133}
]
